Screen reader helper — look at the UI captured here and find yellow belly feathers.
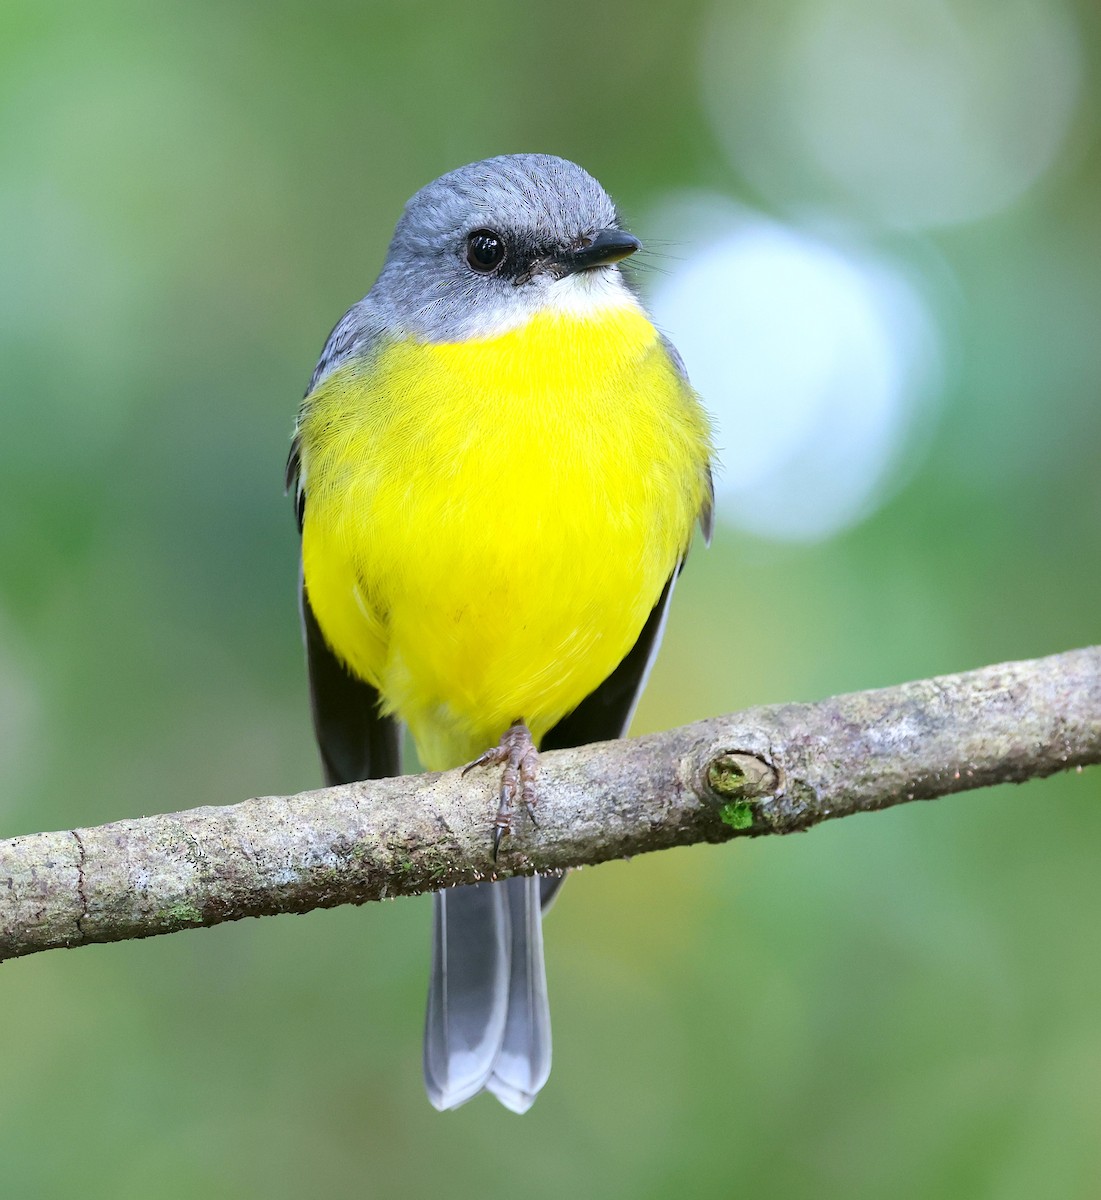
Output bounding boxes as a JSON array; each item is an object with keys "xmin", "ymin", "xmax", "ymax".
[{"xmin": 298, "ymin": 305, "xmax": 710, "ymax": 770}]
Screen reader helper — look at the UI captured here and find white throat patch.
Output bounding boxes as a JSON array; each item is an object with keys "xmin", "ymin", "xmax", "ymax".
[{"xmin": 461, "ymin": 267, "xmax": 645, "ymax": 341}]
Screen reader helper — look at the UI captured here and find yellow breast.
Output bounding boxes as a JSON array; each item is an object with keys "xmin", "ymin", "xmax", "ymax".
[{"xmin": 298, "ymin": 304, "xmax": 711, "ymax": 769}]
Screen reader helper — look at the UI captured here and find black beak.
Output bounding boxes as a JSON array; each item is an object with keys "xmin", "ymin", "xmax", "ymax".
[{"xmin": 553, "ymin": 228, "xmax": 641, "ymax": 275}]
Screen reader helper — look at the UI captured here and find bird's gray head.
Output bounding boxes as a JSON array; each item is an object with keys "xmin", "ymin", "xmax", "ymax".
[{"xmin": 370, "ymin": 154, "xmax": 643, "ymax": 342}]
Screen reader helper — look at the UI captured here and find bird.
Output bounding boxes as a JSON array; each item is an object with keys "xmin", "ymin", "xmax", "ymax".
[{"xmin": 287, "ymin": 154, "xmax": 713, "ymax": 1113}]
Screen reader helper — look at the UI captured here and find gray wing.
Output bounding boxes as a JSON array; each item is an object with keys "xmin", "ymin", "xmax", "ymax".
[
  {"xmin": 661, "ymin": 331, "xmax": 714, "ymax": 545},
  {"xmin": 307, "ymin": 298, "xmax": 387, "ymax": 392}
]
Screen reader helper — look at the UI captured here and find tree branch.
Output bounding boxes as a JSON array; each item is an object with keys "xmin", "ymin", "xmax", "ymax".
[{"xmin": 2, "ymin": 647, "xmax": 1098, "ymax": 961}]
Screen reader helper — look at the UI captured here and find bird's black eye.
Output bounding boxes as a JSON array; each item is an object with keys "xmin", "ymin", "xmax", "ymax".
[{"xmin": 466, "ymin": 229, "xmax": 505, "ymax": 273}]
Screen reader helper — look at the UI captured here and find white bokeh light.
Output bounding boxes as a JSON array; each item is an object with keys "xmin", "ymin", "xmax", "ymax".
[
  {"xmin": 702, "ymin": 0, "xmax": 1084, "ymax": 229},
  {"xmin": 646, "ymin": 195, "xmax": 942, "ymax": 541}
]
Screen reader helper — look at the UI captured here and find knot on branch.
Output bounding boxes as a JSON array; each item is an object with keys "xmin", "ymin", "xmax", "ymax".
[{"xmin": 704, "ymin": 751, "xmax": 779, "ymax": 831}]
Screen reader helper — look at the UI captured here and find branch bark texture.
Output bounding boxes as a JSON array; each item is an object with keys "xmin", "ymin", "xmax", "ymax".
[{"xmin": 2, "ymin": 647, "xmax": 1098, "ymax": 961}]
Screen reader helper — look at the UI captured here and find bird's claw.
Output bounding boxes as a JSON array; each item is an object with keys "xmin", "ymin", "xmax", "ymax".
[{"xmin": 465, "ymin": 719, "xmax": 539, "ymax": 859}]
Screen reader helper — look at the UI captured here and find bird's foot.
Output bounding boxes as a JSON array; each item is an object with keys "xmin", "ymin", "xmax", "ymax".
[{"xmin": 462, "ymin": 719, "xmax": 539, "ymax": 859}]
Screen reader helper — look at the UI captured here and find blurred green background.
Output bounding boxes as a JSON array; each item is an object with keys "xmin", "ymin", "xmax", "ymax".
[{"xmin": 2, "ymin": 0, "xmax": 1099, "ymax": 1196}]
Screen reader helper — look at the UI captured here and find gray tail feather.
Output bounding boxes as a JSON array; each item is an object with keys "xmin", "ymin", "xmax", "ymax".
[
  {"xmin": 486, "ymin": 876, "xmax": 551, "ymax": 1112},
  {"xmin": 424, "ymin": 877, "xmax": 551, "ymax": 1113}
]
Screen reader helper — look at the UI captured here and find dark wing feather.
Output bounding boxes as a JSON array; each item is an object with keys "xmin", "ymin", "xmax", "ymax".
[
  {"xmin": 288, "ymin": 440, "xmax": 401, "ymax": 787},
  {"xmin": 286, "ymin": 438, "xmax": 305, "ymax": 533},
  {"xmin": 699, "ymin": 466, "xmax": 715, "ymax": 546},
  {"xmin": 542, "ymin": 571, "xmax": 676, "ymax": 754},
  {"xmin": 300, "ymin": 576, "xmax": 401, "ymax": 786},
  {"xmin": 538, "ymin": 572, "xmax": 677, "ymax": 911}
]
